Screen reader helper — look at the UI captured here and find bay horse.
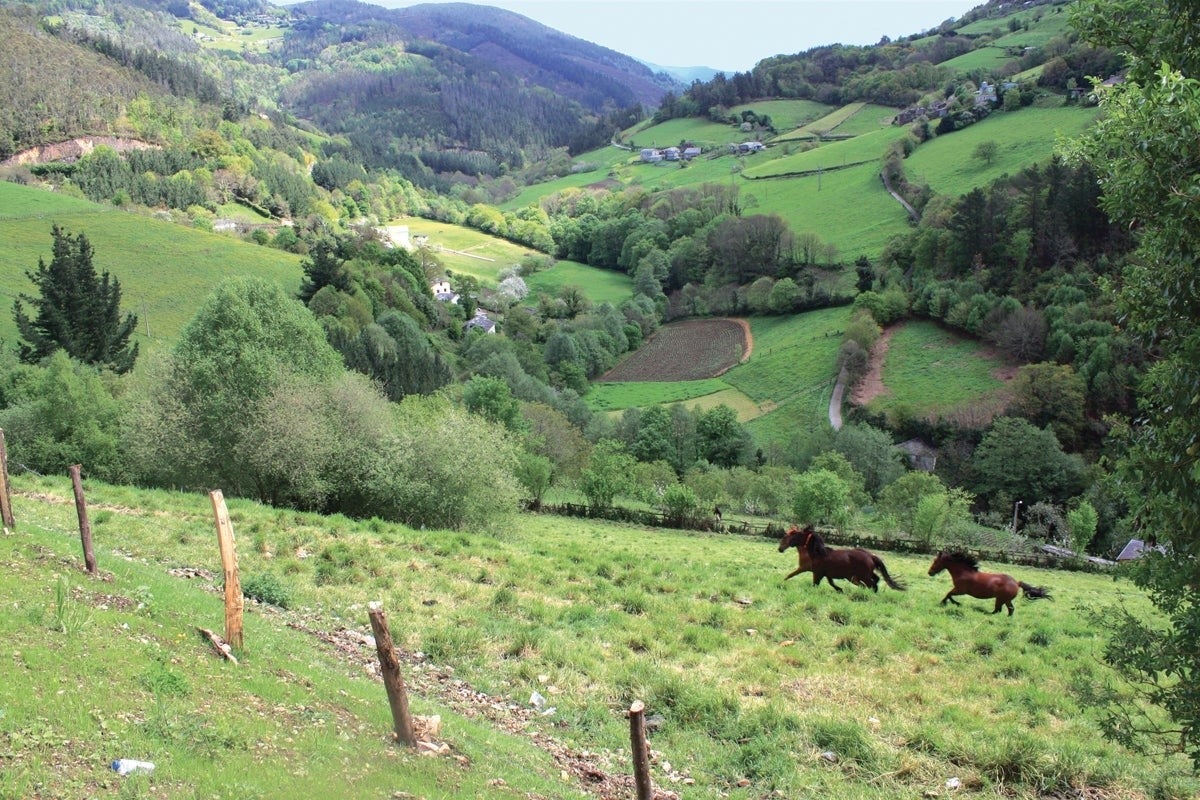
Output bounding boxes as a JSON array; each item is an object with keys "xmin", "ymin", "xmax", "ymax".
[
  {"xmin": 778, "ymin": 525, "xmax": 906, "ymax": 593},
  {"xmin": 928, "ymin": 550, "xmax": 1052, "ymax": 616}
]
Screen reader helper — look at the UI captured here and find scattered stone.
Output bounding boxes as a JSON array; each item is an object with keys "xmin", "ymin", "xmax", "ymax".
[{"xmin": 820, "ymin": 751, "xmax": 838, "ymax": 763}]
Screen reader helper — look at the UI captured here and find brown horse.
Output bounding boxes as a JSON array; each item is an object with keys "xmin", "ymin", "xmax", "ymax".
[
  {"xmin": 778, "ymin": 525, "xmax": 906, "ymax": 592},
  {"xmin": 928, "ymin": 550, "xmax": 1052, "ymax": 616}
]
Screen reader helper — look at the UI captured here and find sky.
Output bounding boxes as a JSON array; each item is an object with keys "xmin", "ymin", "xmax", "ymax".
[{"xmin": 375, "ymin": 0, "xmax": 979, "ymax": 73}]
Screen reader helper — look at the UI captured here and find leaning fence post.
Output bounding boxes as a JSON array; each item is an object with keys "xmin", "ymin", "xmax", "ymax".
[
  {"xmin": 367, "ymin": 601, "xmax": 417, "ymax": 747},
  {"xmin": 0, "ymin": 429, "xmax": 14, "ymax": 530},
  {"xmin": 209, "ymin": 490, "xmax": 243, "ymax": 650},
  {"xmin": 628, "ymin": 700, "xmax": 653, "ymax": 800},
  {"xmin": 69, "ymin": 465, "xmax": 96, "ymax": 575}
]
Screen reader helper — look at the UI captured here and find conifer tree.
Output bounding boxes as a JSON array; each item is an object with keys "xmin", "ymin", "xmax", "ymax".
[{"xmin": 13, "ymin": 226, "xmax": 139, "ymax": 374}]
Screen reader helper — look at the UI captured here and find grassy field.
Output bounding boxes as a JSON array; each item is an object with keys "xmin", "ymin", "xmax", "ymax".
[
  {"xmin": 745, "ymin": 159, "xmax": 912, "ymax": 261},
  {"xmin": 744, "ymin": 126, "xmax": 913, "ymax": 179},
  {"xmin": 729, "ymin": 99, "xmax": 833, "ymax": 133},
  {"xmin": 588, "ymin": 378, "xmax": 736, "ymax": 413},
  {"xmin": 522, "ymin": 260, "xmax": 633, "ymax": 307},
  {"xmin": 722, "ymin": 309, "xmax": 849, "ymax": 446},
  {"xmin": 2, "ymin": 473, "xmax": 1195, "ymax": 799},
  {"xmin": 865, "ymin": 321, "xmax": 1010, "ymax": 420},
  {"xmin": 0, "ymin": 181, "xmax": 303, "ymax": 353},
  {"xmin": 385, "ymin": 217, "xmax": 634, "ymax": 305},
  {"xmin": 902, "ymin": 104, "xmax": 1100, "ymax": 198}
]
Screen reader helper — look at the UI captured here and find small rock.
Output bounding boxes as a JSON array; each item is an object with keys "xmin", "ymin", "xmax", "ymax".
[
  {"xmin": 530, "ymin": 690, "xmax": 546, "ymax": 709},
  {"xmin": 946, "ymin": 776, "xmax": 961, "ymax": 790},
  {"xmin": 645, "ymin": 713, "xmax": 665, "ymax": 731},
  {"xmin": 736, "ymin": 778, "xmax": 751, "ymax": 787},
  {"xmin": 820, "ymin": 751, "xmax": 838, "ymax": 763}
]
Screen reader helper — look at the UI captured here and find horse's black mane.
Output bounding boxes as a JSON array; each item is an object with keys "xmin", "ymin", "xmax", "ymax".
[
  {"xmin": 804, "ymin": 529, "xmax": 830, "ymax": 557},
  {"xmin": 942, "ymin": 550, "xmax": 979, "ymax": 571}
]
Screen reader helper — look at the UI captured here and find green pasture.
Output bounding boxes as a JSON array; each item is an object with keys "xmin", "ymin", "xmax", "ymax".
[
  {"xmin": 724, "ymin": 309, "xmax": 848, "ymax": 443},
  {"xmin": 398, "ymin": 217, "xmax": 533, "ymax": 283},
  {"xmin": 800, "ymin": 102, "xmax": 863, "ymax": 135},
  {"xmin": 939, "ymin": 46, "xmax": 1022, "ymax": 76},
  {"xmin": 0, "ymin": 181, "xmax": 302, "ymax": 353},
  {"xmin": 501, "ymin": 162, "xmax": 629, "ymax": 212},
  {"xmin": 866, "ymin": 321, "xmax": 1009, "ymax": 420},
  {"xmin": 523, "ymin": 260, "xmax": 633, "ymax": 306},
  {"xmin": 587, "ymin": 378, "xmax": 734, "ymax": 413},
  {"xmin": 902, "ymin": 104, "xmax": 1099, "ymax": 198},
  {"xmin": 4, "ymin": 473, "xmax": 1193, "ymax": 799},
  {"xmin": 625, "ymin": 116, "xmax": 742, "ymax": 151},
  {"xmin": 824, "ymin": 104, "xmax": 904, "ymax": 136},
  {"xmin": 729, "ymin": 99, "xmax": 833, "ymax": 132},
  {"xmin": 743, "ymin": 159, "xmax": 912, "ymax": 261},
  {"xmin": 396, "ymin": 217, "xmax": 632, "ymax": 303},
  {"xmin": 744, "ymin": 126, "xmax": 912, "ymax": 179},
  {"xmin": 954, "ymin": 4, "xmax": 1071, "ymax": 38}
]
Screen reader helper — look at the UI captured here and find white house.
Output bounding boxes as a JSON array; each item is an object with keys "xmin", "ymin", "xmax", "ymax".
[
  {"xmin": 430, "ymin": 278, "xmax": 459, "ymax": 304},
  {"xmin": 639, "ymin": 148, "xmax": 663, "ymax": 163}
]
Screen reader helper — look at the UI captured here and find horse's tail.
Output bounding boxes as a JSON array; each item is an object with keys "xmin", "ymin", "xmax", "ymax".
[
  {"xmin": 873, "ymin": 556, "xmax": 907, "ymax": 591},
  {"xmin": 1019, "ymin": 581, "xmax": 1052, "ymax": 601}
]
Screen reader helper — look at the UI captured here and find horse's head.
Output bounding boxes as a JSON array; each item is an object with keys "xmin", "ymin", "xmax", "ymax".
[
  {"xmin": 778, "ymin": 525, "xmax": 804, "ymax": 552},
  {"xmin": 928, "ymin": 551, "xmax": 947, "ymax": 576}
]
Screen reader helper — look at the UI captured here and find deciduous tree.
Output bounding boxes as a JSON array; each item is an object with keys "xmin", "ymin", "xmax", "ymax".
[{"xmin": 1067, "ymin": 0, "xmax": 1200, "ymax": 765}]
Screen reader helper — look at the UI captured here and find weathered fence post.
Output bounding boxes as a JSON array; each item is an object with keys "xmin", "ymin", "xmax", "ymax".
[
  {"xmin": 0, "ymin": 429, "xmax": 14, "ymax": 530},
  {"xmin": 628, "ymin": 700, "xmax": 653, "ymax": 800},
  {"xmin": 209, "ymin": 490, "xmax": 243, "ymax": 650},
  {"xmin": 69, "ymin": 464, "xmax": 96, "ymax": 575},
  {"xmin": 367, "ymin": 601, "xmax": 417, "ymax": 747}
]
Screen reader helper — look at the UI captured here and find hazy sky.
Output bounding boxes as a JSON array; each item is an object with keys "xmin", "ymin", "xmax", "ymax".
[{"xmin": 376, "ymin": 1, "xmax": 978, "ymax": 73}]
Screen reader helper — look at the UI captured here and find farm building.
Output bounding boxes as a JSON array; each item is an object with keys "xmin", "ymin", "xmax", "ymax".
[
  {"xmin": 683, "ymin": 146, "xmax": 702, "ymax": 159},
  {"xmin": 737, "ymin": 141, "xmax": 766, "ymax": 153},
  {"xmin": 639, "ymin": 148, "xmax": 663, "ymax": 163},
  {"xmin": 1116, "ymin": 538, "xmax": 1165, "ymax": 561},
  {"xmin": 663, "ymin": 146, "xmax": 681, "ymax": 161},
  {"xmin": 896, "ymin": 438, "xmax": 937, "ymax": 472},
  {"xmin": 465, "ymin": 308, "xmax": 497, "ymax": 334},
  {"xmin": 430, "ymin": 278, "xmax": 459, "ymax": 304}
]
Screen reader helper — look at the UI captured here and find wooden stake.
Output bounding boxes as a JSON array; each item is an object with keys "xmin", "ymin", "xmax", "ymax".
[
  {"xmin": 0, "ymin": 429, "xmax": 14, "ymax": 530},
  {"xmin": 69, "ymin": 465, "xmax": 96, "ymax": 575},
  {"xmin": 628, "ymin": 700, "xmax": 653, "ymax": 800},
  {"xmin": 209, "ymin": 490, "xmax": 243, "ymax": 650},
  {"xmin": 367, "ymin": 601, "xmax": 417, "ymax": 747}
]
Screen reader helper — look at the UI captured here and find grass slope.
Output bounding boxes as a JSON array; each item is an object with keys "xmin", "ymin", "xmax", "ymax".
[
  {"xmin": 3, "ymin": 473, "xmax": 1195, "ymax": 799},
  {"xmin": 0, "ymin": 182, "xmax": 303, "ymax": 353},
  {"xmin": 725, "ymin": 309, "xmax": 849, "ymax": 444},
  {"xmin": 903, "ymin": 104, "xmax": 1099, "ymax": 197},
  {"xmin": 865, "ymin": 321, "xmax": 1010, "ymax": 419}
]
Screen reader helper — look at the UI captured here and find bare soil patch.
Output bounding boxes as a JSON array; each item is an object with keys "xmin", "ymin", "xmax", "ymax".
[
  {"xmin": 601, "ymin": 318, "xmax": 751, "ymax": 382},
  {"xmin": 849, "ymin": 323, "xmax": 900, "ymax": 406}
]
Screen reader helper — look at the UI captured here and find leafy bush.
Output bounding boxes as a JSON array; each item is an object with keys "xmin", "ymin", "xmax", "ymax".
[{"xmin": 241, "ymin": 572, "xmax": 293, "ymax": 608}]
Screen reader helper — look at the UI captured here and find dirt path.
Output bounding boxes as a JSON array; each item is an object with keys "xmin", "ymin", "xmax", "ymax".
[{"xmin": 849, "ymin": 323, "xmax": 901, "ymax": 406}]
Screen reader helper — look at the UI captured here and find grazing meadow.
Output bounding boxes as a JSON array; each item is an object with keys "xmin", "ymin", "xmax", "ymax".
[
  {"xmin": 0, "ymin": 181, "xmax": 302, "ymax": 352},
  {"xmin": 1, "ymin": 472, "xmax": 1195, "ymax": 799}
]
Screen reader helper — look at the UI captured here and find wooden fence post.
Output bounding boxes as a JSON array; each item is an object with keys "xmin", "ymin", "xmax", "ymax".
[
  {"xmin": 69, "ymin": 465, "xmax": 96, "ymax": 575},
  {"xmin": 209, "ymin": 490, "xmax": 243, "ymax": 650},
  {"xmin": 367, "ymin": 601, "xmax": 417, "ymax": 747},
  {"xmin": 628, "ymin": 700, "xmax": 653, "ymax": 800},
  {"xmin": 0, "ymin": 429, "xmax": 14, "ymax": 530}
]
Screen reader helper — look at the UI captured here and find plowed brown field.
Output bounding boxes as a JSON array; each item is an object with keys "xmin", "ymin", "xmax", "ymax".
[{"xmin": 601, "ymin": 318, "xmax": 752, "ymax": 382}]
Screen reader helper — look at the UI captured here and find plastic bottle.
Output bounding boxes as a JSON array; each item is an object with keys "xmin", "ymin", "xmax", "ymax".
[{"xmin": 111, "ymin": 759, "xmax": 155, "ymax": 776}]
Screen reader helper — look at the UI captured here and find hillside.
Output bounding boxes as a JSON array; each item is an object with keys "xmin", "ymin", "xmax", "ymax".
[
  {"xmin": 3, "ymin": 472, "xmax": 1197, "ymax": 799},
  {"xmin": 0, "ymin": 181, "xmax": 303, "ymax": 350}
]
